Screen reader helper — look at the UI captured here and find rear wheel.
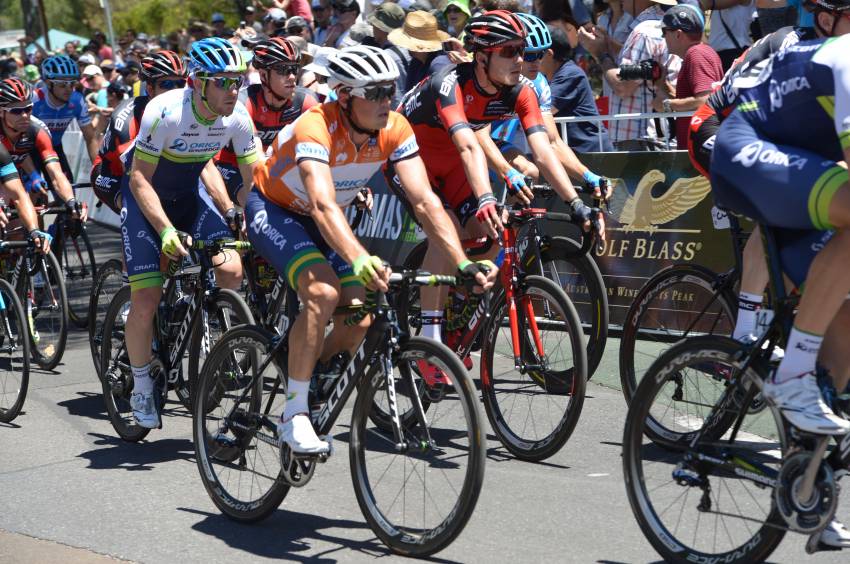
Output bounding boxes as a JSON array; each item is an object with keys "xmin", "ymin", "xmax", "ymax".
[
  {"xmin": 0, "ymin": 278, "xmax": 31, "ymax": 423},
  {"xmin": 57, "ymin": 221, "xmax": 97, "ymax": 329}
]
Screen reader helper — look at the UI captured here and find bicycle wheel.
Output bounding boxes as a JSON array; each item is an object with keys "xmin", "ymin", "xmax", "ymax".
[
  {"xmin": 481, "ymin": 275, "xmax": 586, "ymax": 461},
  {"xmin": 623, "ymin": 336, "xmax": 786, "ymax": 563},
  {"xmin": 21, "ymin": 251, "xmax": 69, "ymax": 370},
  {"xmin": 194, "ymin": 325, "xmax": 290, "ymax": 522},
  {"xmin": 57, "ymin": 222, "xmax": 97, "ymax": 329},
  {"xmin": 524, "ymin": 235, "xmax": 608, "ymax": 380},
  {"xmin": 89, "ymin": 259, "xmax": 125, "ymax": 381},
  {"xmin": 0, "ymin": 278, "xmax": 31, "ymax": 423},
  {"xmin": 100, "ymin": 286, "xmax": 151, "ymax": 442},
  {"xmin": 350, "ymin": 336, "xmax": 485, "ymax": 557},
  {"xmin": 619, "ymin": 264, "xmax": 736, "ymax": 404},
  {"xmin": 187, "ymin": 288, "xmax": 254, "ymax": 407}
]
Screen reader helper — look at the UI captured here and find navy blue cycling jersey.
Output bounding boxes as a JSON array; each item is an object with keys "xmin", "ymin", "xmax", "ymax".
[{"xmin": 729, "ymin": 35, "xmax": 850, "ymax": 163}]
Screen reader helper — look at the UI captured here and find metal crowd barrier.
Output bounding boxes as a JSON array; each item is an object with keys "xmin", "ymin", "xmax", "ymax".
[{"xmin": 553, "ymin": 110, "xmax": 696, "ymax": 152}]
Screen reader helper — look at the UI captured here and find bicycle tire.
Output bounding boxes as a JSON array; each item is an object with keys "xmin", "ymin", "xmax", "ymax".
[
  {"xmin": 22, "ymin": 250, "xmax": 69, "ymax": 370},
  {"xmin": 523, "ymin": 235, "xmax": 608, "ymax": 380},
  {"xmin": 0, "ymin": 278, "xmax": 31, "ymax": 423},
  {"xmin": 100, "ymin": 285, "xmax": 151, "ymax": 442},
  {"xmin": 623, "ymin": 336, "xmax": 786, "ymax": 563},
  {"xmin": 481, "ymin": 275, "xmax": 586, "ymax": 461},
  {"xmin": 57, "ymin": 223, "xmax": 97, "ymax": 329},
  {"xmin": 187, "ymin": 288, "xmax": 254, "ymax": 408},
  {"xmin": 618, "ymin": 264, "xmax": 736, "ymax": 404},
  {"xmin": 89, "ymin": 259, "xmax": 125, "ymax": 381},
  {"xmin": 193, "ymin": 324, "xmax": 290, "ymax": 522},
  {"xmin": 350, "ymin": 336, "xmax": 485, "ymax": 556}
]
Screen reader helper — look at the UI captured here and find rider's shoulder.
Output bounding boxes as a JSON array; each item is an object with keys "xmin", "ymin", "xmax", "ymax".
[{"xmin": 29, "ymin": 115, "xmax": 50, "ymax": 133}]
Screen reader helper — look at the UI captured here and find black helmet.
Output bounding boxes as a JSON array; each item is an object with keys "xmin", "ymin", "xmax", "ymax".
[
  {"xmin": 463, "ymin": 10, "xmax": 526, "ymax": 52},
  {"xmin": 140, "ymin": 50, "xmax": 187, "ymax": 81},
  {"xmin": 805, "ymin": 0, "xmax": 850, "ymax": 10},
  {"xmin": 0, "ymin": 78, "xmax": 32, "ymax": 108},
  {"xmin": 251, "ymin": 37, "xmax": 301, "ymax": 69}
]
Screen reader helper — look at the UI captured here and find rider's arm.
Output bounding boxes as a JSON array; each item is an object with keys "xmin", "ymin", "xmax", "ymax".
[
  {"xmin": 395, "ymin": 155, "xmax": 468, "ymax": 267},
  {"xmin": 474, "ymin": 125, "xmax": 514, "ymax": 179},
  {"xmin": 200, "ymin": 160, "xmax": 235, "ymax": 213},
  {"xmin": 3, "ymin": 177, "xmax": 39, "ymax": 232},
  {"xmin": 129, "ymin": 158, "xmax": 172, "ymax": 234},
  {"xmin": 300, "ymin": 159, "xmax": 369, "ymax": 264},
  {"xmin": 73, "ymin": 92, "xmax": 98, "ymax": 163},
  {"xmin": 542, "ymin": 111, "xmax": 590, "ymax": 181},
  {"xmin": 43, "ymin": 160, "xmax": 75, "ymax": 202},
  {"xmin": 231, "ymin": 104, "xmax": 261, "ymax": 208},
  {"xmin": 80, "ymin": 122, "xmax": 100, "ymax": 163}
]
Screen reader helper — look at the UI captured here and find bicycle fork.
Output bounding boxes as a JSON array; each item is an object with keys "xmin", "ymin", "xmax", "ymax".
[{"xmin": 502, "ymin": 228, "xmax": 547, "ymax": 373}]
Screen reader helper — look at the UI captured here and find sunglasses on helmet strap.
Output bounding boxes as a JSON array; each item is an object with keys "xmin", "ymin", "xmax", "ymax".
[
  {"xmin": 199, "ymin": 75, "xmax": 246, "ymax": 90},
  {"xmin": 271, "ymin": 64, "xmax": 301, "ymax": 77},
  {"xmin": 487, "ymin": 44, "xmax": 525, "ymax": 59},
  {"xmin": 5, "ymin": 104, "xmax": 33, "ymax": 115},
  {"xmin": 523, "ymin": 51, "xmax": 545, "ymax": 62}
]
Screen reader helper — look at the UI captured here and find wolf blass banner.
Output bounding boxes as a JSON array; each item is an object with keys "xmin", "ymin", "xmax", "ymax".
[{"xmin": 351, "ymin": 152, "xmax": 738, "ymax": 328}]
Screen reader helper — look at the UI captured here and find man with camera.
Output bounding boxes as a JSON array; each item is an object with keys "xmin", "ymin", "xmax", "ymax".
[
  {"xmin": 580, "ymin": 0, "xmax": 685, "ymax": 150},
  {"xmin": 651, "ymin": 5, "xmax": 722, "ymax": 149}
]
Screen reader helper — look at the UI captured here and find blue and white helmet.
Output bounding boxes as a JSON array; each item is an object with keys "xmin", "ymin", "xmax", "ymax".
[
  {"xmin": 187, "ymin": 37, "xmax": 248, "ymax": 76},
  {"xmin": 41, "ymin": 55, "xmax": 80, "ymax": 80},
  {"xmin": 516, "ymin": 13, "xmax": 551, "ymax": 52}
]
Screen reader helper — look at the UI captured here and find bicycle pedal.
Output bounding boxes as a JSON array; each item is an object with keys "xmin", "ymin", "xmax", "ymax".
[{"xmin": 806, "ymin": 534, "xmax": 842, "ymax": 554}]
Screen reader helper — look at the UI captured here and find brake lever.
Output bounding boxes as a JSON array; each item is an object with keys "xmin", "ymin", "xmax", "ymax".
[{"xmin": 591, "ymin": 208, "xmax": 605, "ymax": 255}]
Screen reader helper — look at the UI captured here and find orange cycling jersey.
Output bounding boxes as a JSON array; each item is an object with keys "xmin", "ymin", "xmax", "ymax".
[{"xmin": 255, "ymin": 101, "xmax": 419, "ymax": 214}]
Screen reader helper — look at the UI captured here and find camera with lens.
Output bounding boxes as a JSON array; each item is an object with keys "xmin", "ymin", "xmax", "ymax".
[{"xmin": 617, "ymin": 59, "xmax": 662, "ymax": 82}]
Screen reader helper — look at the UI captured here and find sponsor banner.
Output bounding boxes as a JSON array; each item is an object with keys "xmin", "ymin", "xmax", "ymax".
[{"xmin": 356, "ymin": 151, "xmax": 742, "ymax": 328}]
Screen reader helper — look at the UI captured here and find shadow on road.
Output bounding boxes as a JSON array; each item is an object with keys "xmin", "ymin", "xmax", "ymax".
[
  {"xmin": 57, "ymin": 391, "xmax": 108, "ymax": 421},
  {"xmin": 78, "ymin": 432, "xmax": 194, "ymax": 471},
  {"xmin": 181, "ymin": 506, "xmax": 461, "ymax": 563}
]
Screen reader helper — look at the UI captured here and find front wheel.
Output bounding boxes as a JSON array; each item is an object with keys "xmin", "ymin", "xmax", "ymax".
[
  {"xmin": 0, "ymin": 278, "xmax": 31, "ymax": 423},
  {"xmin": 481, "ymin": 275, "xmax": 586, "ymax": 461},
  {"xmin": 193, "ymin": 325, "xmax": 289, "ymax": 522},
  {"xmin": 89, "ymin": 259, "xmax": 125, "ymax": 381},
  {"xmin": 21, "ymin": 251, "xmax": 69, "ymax": 370},
  {"xmin": 56, "ymin": 222, "xmax": 97, "ymax": 329},
  {"xmin": 350, "ymin": 336, "xmax": 485, "ymax": 557}
]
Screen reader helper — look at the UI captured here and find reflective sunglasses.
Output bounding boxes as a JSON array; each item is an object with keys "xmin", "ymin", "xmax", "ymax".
[
  {"xmin": 349, "ymin": 83, "xmax": 396, "ymax": 101},
  {"xmin": 523, "ymin": 51, "xmax": 545, "ymax": 62},
  {"xmin": 200, "ymin": 75, "xmax": 246, "ymax": 90},
  {"xmin": 5, "ymin": 104, "xmax": 33, "ymax": 115},
  {"xmin": 488, "ymin": 44, "xmax": 525, "ymax": 59},
  {"xmin": 272, "ymin": 64, "xmax": 301, "ymax": 77},
  {"xmin": 157, "ymin": 78, "xmax": 187, "ymax": 90},
  {"xmin": 49, "ymin": 79, "xmax": 77, "ymax": 87}
]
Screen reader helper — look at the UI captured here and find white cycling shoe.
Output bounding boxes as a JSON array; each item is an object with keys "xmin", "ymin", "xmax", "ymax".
[
  {"xmin": 130, "ymin": 391, "xmax": 160, "ymax": 429},
  {"xmin": 762, "ymin": 373, "xmax": 850, "ymax": 435},
  {"xmin": 277, "ymin": 414, "xmax": 330, "ymax": 455}
]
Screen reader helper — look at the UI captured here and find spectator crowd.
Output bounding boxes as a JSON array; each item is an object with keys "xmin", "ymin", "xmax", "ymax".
[{"xmin": 0, "ymin": 0, "xmax": 829, "ymax": 151}]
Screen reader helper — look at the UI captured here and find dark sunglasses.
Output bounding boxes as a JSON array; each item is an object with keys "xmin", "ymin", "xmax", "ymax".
[
  {"xmin": 350, "ymin": 83, "xmax": 396, "ymax": 101},
  {"xmin": 5, "ymin": 104, "xmax": 33, "ymax": 115},
  {"xmin": 272, "ymin": 64, "xmax": 300, "ymax": 76},
  {"xmin": 157, "ymin": 78, "xmax": 186, "ymax": 89},
  {"xmin": 523, "ymin": 51, "xmax": 545, "ymax": 62},
  {"xmin": 200, "ymin": 75, "xmax": 246, "ymax": 90},
  {"xmin": 49, "ymin": 79, "xmax": 77, "ymax": 87},
  {"xmin": 488, "ymin": 44, "xmax": 524, "ymax": 59}
]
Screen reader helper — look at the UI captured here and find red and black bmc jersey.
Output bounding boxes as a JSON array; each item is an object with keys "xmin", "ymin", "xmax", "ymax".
[
  {"xmin": 217, "ymin": 84, "xmax": 319, "ymax": 166},
  {"xmin": 92, "ymin": 95, "xmax": 148, "ymax": 181},
  {"xmin": 0, "ymin": 117, "xmax": 59, "ymax": 167},
  {"xmin": 398, "ymin": 62, "xmax": 546, "ymax": 153}
]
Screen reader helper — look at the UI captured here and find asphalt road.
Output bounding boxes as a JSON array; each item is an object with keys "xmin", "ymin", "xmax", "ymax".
[{"xmin": 0, "ymin": 224, "xmax": 848, "ymax": 564}]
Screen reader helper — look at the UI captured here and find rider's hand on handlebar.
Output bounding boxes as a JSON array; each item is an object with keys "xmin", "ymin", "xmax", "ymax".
[
  {"xmin": 503, "ymin": 168, "xmax": 532, "ymax": 206},
  {"xmin": 224, "ymin": 207, "xmax": 243, "ymax": 235},
  {"xmin": 65, "ymin": 197, "xmax": 88, "ymax": 222},
  {"xmin": 458, "ymin": 259, "xmax": 498, "ymax": 294},
  {"xmin": 353, "ymin": 254, "xmax": 391, "ymax": 292},
  {"xmin": 160, "ymin": 226, "xmax": 189, "ymax": 260},
  {"xmin": 354, "ymin": 187, "xmax": 373, "ymax": 211},
  {"xmin": 569, "ymin": 198, "xmax": 606, "ymax": 242},
  {"xmin": 583, "ymin": 170, "xmax": 612, "ymax": 201},
  {"xmin": 475, "ymin": 193, "xmax": 503, "ymax": 238},
  {"xmin": 22, "ymin": 171, "xmax": 49, "ymax": 195},
  {"xmin": 28, "ymin": 229, "xmax": 51, "ymax": 254}
]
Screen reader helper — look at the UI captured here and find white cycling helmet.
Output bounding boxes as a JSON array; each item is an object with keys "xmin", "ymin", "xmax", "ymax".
[{"xmin": 327, "ymin": 46, "xmax": 399, "ymax": 90}]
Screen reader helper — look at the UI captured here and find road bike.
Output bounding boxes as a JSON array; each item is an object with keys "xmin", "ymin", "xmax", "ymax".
[
  {"xmin": 0, "ymin": 237, "xmax": 32, "ymax": 423},
  {"xmin": 622, "ymin": 223, "xmax": 850, "ymax": 563},
  {"xmin": 100, "ymin": 236, "xmax": 253, "ymax": 441},
  {"xmin": 396, "ymin": 201, "xmax": 600, "ymax": 461},
  {"xmin": 193, "ymin": 270, "xmax": 485, "ymax": 557}
]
